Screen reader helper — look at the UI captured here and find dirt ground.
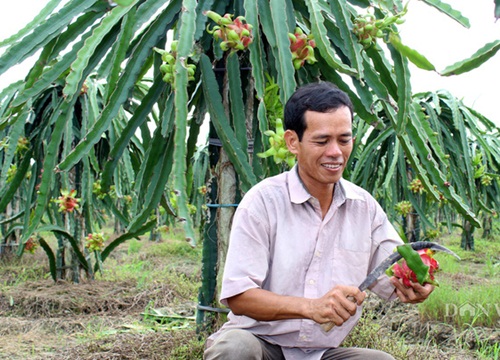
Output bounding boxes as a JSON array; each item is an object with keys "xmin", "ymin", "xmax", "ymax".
[
  {"xmin": 0, "ymin": 240, "xmax": 498, "ymax": 360},
  {"xmin": 0, "ymin": 238, "xmax": 205, "ymax": 360},
  {"xmin": 0, "ymin": 277, "xmax": 199, "ymax": 359},
  {"xmin": 2, "ymin": 278, "xmax": 498, "ymax": 359}
]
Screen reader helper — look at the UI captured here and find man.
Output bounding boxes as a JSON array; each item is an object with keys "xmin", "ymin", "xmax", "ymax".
[{"xmin": 204, "ymin": 82, "xmax": 434, "ymax": 360}]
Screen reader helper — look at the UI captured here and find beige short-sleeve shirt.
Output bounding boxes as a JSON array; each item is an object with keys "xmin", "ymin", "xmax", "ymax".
[{"xmin": 211, "ymin": 166, "xmax": 403, "ymax": 360}]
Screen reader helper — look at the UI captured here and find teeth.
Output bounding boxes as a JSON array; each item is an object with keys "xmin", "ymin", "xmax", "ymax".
[{"xmin": 323, "ymin": 164, "xmax": 341, "ymax": 169}]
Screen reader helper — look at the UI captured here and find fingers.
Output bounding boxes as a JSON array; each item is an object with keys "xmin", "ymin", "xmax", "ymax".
[
  {"xmin": 323, "ymin": 286, "xmax": 365, "ymax": 326},
  {"xmin": 336, "ymin": 285, "xmax": 365, "ymax": 310},
  {"xmin": 410, "ymin": 282, "xmax": 434, "ymax": 301},
  {"xmin": 390, "ymin": 277, "xmax": 435, "ymax": 303},
  {"xmin": 351, "ymin": 289, "xmax": 367, "ymax": 306}
]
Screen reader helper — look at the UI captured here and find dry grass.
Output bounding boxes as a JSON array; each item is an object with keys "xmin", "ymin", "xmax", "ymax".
[{"xmin": 0, "ymin": 235, "xmax": 204, "ymax": 360}]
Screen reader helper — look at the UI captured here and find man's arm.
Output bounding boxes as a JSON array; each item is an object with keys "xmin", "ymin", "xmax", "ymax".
[{"xmin": 227, "ymin": 285, "xmax": 366, "ymax": 327}]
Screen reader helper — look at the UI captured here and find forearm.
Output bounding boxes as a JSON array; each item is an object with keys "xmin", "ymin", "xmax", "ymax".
[
  {"xmin": 226, "ymin": 285, "xmax": 365, "ymax": 326},
  {"xmin": 227, "ymin": 288, "xmax": 313, "ymax": 321}
]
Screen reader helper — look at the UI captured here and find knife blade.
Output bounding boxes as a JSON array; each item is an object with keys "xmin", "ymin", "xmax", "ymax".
[{"xmin": 321, "ymin": 241, "xmax": 460, "ymax": 332}]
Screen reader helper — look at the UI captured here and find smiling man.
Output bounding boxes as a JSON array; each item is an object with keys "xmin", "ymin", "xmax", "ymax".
[{"xmin": 203, "ymin": 82, "xmax": 433, "ymax": 360}]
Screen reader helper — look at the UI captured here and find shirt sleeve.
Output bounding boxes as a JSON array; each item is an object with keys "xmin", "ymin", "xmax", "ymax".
[
  {"xmin": 219, "ymin": 191, "xmax": 271, "ymax": 306},
  {"xmin": 367, "ymin": 200, "xmax": 404, "ymax": 300}
]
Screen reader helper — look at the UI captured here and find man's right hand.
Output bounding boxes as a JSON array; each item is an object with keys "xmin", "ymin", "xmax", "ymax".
[{"xmin": 308, "ymin": 285, "xmax": 366, "ymax": 327}]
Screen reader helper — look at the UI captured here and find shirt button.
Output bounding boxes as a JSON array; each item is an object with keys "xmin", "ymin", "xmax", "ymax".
[
  {"xmin": 309, "ymin": 279, "xmax": 315, "ymax": 285},
  {"xmin": 315, "ymin": 251, "xmax": 321, "ymax": 257}
]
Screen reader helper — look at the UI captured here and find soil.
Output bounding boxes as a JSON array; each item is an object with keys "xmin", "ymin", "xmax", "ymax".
[
  {"xmin": 0, "ymin": 241, "xmax": 498, "ymax": 360},
  {"xmin": 0, "ymin": 276, "xmax": 200, "ymax": 360}
]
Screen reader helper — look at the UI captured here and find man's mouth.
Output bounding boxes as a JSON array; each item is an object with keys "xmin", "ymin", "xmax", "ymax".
[{"xmin": 322, "ymin": 163, "xmax": 342, "ymax": 170}]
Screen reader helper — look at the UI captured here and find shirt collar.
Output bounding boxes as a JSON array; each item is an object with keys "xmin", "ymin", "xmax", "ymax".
[
  {"xmin": 289, "ymin": 165, "xmax": 310, "ymax": 204},
  {"xmin": 338, "ymin": 178, "xmax": 365, "ymax": 201},
  {"xmin": 288, "ymin": 165, "xmax": 365, "ymax": 204}
]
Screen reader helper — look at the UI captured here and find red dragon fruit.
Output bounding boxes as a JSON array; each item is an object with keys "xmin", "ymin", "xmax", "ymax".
[{"xmin": 386, "ymin": 248, "xmax": 440, "ymax": 286}]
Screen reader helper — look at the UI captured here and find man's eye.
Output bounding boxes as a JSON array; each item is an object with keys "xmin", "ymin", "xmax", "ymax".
[{"xmin": 316, "ymin": 141, "xmax": 327, "ymax": 145}]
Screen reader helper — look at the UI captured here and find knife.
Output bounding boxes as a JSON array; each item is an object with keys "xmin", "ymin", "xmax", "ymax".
[{"xmin": 321, "ymin": 241, "xmax": 460, "ymax": 332}]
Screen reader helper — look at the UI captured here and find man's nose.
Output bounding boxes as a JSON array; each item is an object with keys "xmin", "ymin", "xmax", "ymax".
[{"xmin": 325, "ymin": 141, "xmax": 342, "ymax": 157}]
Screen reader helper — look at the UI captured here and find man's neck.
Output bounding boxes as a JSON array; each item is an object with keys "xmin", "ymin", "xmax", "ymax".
[{"xmin": 296, "ymin": 168, "xmax": 336, "ymax": 217}]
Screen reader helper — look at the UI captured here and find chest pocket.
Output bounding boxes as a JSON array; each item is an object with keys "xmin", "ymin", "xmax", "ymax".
[{"xmin": 327, "ymin": 214, "xmax": 372, "ymax": 286}]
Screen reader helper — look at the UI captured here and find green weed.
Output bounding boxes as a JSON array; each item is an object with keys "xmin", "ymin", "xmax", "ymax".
[
  {"xmin": 454, "ymin": 325, "xmax": 500, "ymax": 360},
  {"xmin": 432, "ymin": 252, "xmax": 465, "ymax": 274},
  {"xmin": 342, "ymin": 310, "xmax": 408, "ymax": 359},
  {"xmin": 419, "ymin": 230, "xmax": 500, "ymax": 328},
  {"xmin": 95, "ymin": 238, "xmax": 201, "ymax": 306},
  {"xmin": 75, "ymin": 317, "xmax": 120, "ymax": 342},
  {"xmin": 476, "ymin": 340, "xmax": 499, "ymax": 360},
  {"xmin": 419, "ymin": 277, "xmax": 500, "ymax": 327},
  {"xmin": 168, "ymin": 337, "xmax": 205, "ymax": 360},
  {"xmin": 0, "ymin": 255, "xmax": 49, "ymax": 289},
  {"xmin": 145, "ymin": 237, "xmax": 201, "ymax": 260},
  {"xmin": 441, "ymin": 233, "xmax": 500, "ymax": 264},
  {"xmin": 127, "ymin": 238, "xmax": 144, "ymax": 255},
  {"xmin": 98, "ymin": 259, "xmax": 153, "ymax": 289},
  {"xmin": 483, "ymin": 254, "xmax": 500, "ymax": 278},
  {"xmin": 159, "ymin": 269, "xmax": 201, "ymax": 302}
]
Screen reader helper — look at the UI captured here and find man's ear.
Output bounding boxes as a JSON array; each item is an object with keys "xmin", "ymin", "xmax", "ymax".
[{"xmin": 284, "ymin": 129, "xmax": 299, "ymax": 155}]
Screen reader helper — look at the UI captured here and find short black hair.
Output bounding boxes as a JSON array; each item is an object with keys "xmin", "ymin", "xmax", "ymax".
[{"xmin": 284, "ymin": 82, "xmax": 354, "ymax": 141}]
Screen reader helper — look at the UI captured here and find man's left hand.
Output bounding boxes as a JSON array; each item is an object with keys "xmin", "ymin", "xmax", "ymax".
[{"xmin": 390, "ymin": 277, "xmax": 434, "ymax": 304}]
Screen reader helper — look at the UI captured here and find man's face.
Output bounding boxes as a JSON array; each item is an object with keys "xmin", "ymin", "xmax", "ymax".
[{"xmin": 285, "ymin": 107, "xmax": 353, "ymax": 192}]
